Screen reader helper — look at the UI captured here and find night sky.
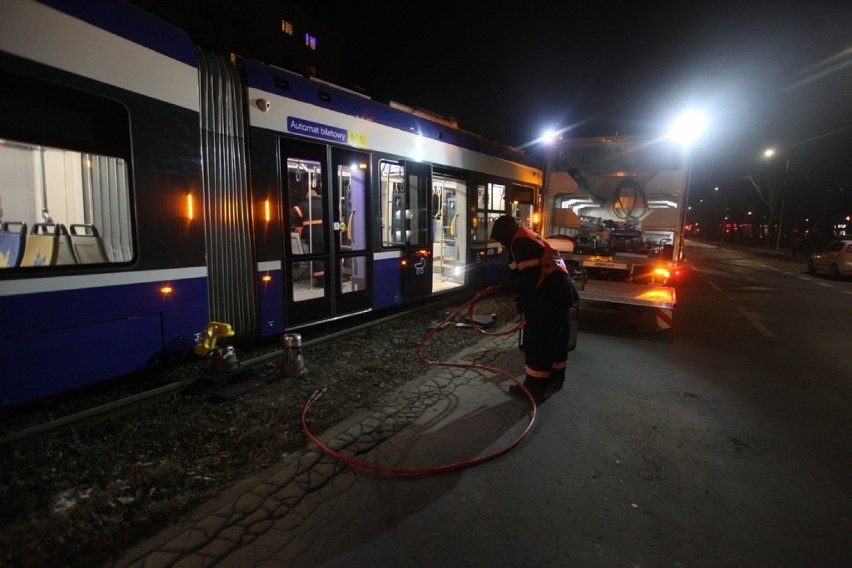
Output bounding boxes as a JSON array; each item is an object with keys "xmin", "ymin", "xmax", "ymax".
[
  {"xmin": 322, "ymin": 5, "xmax": 847, "ymax": 150},
  {"xmin": 133, "ymin": 0, "xmax": 851, "ymax": 230},
  {"xmin": 303, "ymin": 1, "xmax": 852, "ymax": 227}
]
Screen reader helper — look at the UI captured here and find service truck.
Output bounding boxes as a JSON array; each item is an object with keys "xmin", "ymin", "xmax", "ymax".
[{"xmin": 541, "ymin": 134, "xmax": 691, "ymax": 331}]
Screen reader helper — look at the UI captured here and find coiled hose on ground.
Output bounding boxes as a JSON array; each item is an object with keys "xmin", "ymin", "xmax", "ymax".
[{"xmin": 300, "ymin": 285, "xmax": 538, "ymax": 475}]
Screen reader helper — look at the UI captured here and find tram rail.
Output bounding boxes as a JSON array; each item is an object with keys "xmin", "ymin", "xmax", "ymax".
[{"xmin": 0, "ymin": 292, "xmax": 476, "ymax": 447}]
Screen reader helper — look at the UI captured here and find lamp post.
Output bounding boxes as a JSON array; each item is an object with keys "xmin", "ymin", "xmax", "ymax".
[
  {"xmin": 775, "ymin": 158, "xmax": 789, "ymax": 250},
  {"xmin": 715, "ymin": 186, "xmax": 728, "ymax": 243},
  {"xmin": 668, "ymin": 111, "xmax": 708, "ymax": 263},
  {"xmin": 539, "ymin": 129, "xmax": 561, "ymax": 236},
  {"xmin": 763, "ymin": 148, "xmax": 789, "ymax": 250}
]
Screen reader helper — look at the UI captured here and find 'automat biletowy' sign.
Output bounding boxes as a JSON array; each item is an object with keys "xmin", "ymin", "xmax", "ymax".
[{"xmin": 287, "ymin": 117, "xmax": 367, "ymax": 147}]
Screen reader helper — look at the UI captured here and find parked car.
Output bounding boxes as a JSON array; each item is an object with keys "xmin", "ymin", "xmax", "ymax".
[{"xmin": 807, "ymin": 238, "xmax": 852, "ymax": 280}]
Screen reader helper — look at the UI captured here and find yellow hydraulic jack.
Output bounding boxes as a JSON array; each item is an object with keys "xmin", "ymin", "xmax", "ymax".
[{"xmin": 194, "ymin": 321, "xmax": 238, "ymax": 373}]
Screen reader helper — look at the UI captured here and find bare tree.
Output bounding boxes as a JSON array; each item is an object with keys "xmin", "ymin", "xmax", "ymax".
[{"xmin": 739, "ymin": 157, "xmax": 788, "ymax": 247}]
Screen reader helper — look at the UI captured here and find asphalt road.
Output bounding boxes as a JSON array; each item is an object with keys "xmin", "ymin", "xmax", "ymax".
[{"xmin": 120, "ymin": 240, "xmax": 851, "ymax": 567}]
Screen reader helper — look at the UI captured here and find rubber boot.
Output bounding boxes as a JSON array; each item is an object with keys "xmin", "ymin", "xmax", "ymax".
[
  {"xmin": 509, "ymin": 376, "xmax": 547, "ymax": 403},
  {"xmin": 547, "ymin": 369, "xmax": 566, "ymax": 395}
]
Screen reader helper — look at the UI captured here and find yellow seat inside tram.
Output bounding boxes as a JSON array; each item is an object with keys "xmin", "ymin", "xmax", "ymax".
[{"xmin": 20, "ymin": 223, "xmax": 76, "ymax": 267}]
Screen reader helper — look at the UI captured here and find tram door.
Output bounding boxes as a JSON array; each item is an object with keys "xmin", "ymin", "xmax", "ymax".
[
  {"xmin": 331, "ymin": 148, "xmax": 371, "ymax": 314},
  {"xmin": 402, "ymin": 161, "xmax": 433, "ymax": 299},
  {"xmin": 281, "ymin": 140, "xmax": 333, "ymax": 326},
  {"xmin": 432, "ymin": 174, "xmax": 467, "ymax": 290}
]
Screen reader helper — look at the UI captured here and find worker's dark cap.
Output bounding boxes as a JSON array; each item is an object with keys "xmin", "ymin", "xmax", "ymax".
[{"xmin": 490, "ymin": 215, "xmax": 518, "ymax": 246}]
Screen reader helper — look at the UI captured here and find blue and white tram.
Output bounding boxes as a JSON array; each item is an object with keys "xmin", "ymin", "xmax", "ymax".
[{"xmin": 0, "ymin": 0, "xmax": 542, "ymax": 408}]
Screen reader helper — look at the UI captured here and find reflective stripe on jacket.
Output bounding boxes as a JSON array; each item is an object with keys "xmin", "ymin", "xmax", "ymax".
[
  {"xmin": 507, "ymin": 227, "xmax": 569, "ymax": 288},
  {"xmin": 293, "ymin": 201, "xmax": 323, "ymax": 227}
]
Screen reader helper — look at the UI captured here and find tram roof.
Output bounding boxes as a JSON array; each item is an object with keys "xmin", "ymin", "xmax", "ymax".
[{"xmin": 42, "ymin": 0, "xmax": 540, "ymax": 171}]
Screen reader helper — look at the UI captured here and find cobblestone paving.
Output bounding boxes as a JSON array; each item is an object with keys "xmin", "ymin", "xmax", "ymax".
[{"xmin": 118, "ymin": 328, "xmax": 527, "ymax": 567}]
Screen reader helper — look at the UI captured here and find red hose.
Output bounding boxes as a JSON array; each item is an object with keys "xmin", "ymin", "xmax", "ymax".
[{"xmin": 301, "ymin": 285, "xmax": 538, "ymax": 476}]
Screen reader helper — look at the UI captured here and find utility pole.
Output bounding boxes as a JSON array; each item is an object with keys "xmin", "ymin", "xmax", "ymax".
[{"xmin": 775, "ymin": 158, "xmax": 789, "ymax": 251}]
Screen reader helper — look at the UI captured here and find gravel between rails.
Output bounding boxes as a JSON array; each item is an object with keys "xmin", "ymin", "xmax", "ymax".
[{"xmin": 0, "ymin": 294, "xmax": 519, "ymax": 568}]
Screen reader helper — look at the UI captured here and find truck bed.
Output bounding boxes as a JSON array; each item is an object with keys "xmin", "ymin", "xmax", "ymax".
[
  {"xmin": 564, "ymin": 251, "xmax": 677, "ymax": 280},
  {"xmin": 576, "ymin": 279, "xmax": 676, "ymax": 331}
]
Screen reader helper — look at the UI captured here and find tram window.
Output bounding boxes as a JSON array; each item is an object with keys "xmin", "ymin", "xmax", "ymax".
[
  {"xmin": 0, "ymin": 140, "xmax": 131, "ymax": 268},
  {"xmin": 380, "ymin": 160, "xmax": 406, "ymax": 247},
  {"xmin": 407, "ymin": 172, "xmax": 425, "ymax": 246},
  {"xmin": 0, "ymin": 72, "xmax": 132, "ymax": 269},
  {"xmin": 474, "ymin": 184, "xmax": 488, "ymax": 241},
  {"xmin": 489, "ymin": 183, "xmax": 505, "ymax": 211},
  {"xmin": 287, "ymin": 158, "xmax": 324, "ymax": 255},
  {"xmin": 473, "ymin": 182, "xmax": 506, "ymax": 242},
  {"xmin": 337, "ymin": 163, "xmax": 367, "ymax": 252},
  {"xmin": 340, "ymin": 254, "xmax": 367, "ymax": 293}
]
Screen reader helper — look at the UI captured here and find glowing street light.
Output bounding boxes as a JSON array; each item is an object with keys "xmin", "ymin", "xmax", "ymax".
[
  {"xmin": 541, "ymin": 129, "xmax": 560, "ymax": 145},
  {"xmin": 667, "ymin": 111, "xmax": 708, "ymax": 259},
  {"xmin": 667, "ymin": 111, "xmax": 708, "ymax": 147},
  {"xmin": 538, "ymin": 128, "xmax": 564, "ymax": 232}
]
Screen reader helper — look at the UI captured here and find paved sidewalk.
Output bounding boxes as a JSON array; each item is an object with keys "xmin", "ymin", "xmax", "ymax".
[{"xmin": 116, "ymin": 325, "xmax": 529, "ymax": 567}]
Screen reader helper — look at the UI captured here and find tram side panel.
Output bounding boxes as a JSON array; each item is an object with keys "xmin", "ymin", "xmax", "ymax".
[
  {"xmin": 0, "ymin": 3, "xmax": 209, "ymax": 407},
  {"xmin": 0, "ymin": 78, "xmax": 209, "ymax": 408},
  {"xmin": 246, "ymin": 126, "xmax": 286, "ymax": 337},
  {"xmin": 131, "ymin": 92, "xmax": 209, "ymax": 346},
  {"xmin": 372, "ymin": 251, "xmax": 405, "ymax": 309}
]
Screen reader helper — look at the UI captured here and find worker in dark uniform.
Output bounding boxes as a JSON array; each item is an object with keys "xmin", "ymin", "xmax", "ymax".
[
  {"xmin": 291, "ymin": 189, "xmax": 324, "ymax": 252},
  {"xmin": 490, "ymin": 215, "xmax": 579, "ymax": 402},
  {"xmin": 291, "ymin": 189, "xmax": 325, "ymax": 285}
]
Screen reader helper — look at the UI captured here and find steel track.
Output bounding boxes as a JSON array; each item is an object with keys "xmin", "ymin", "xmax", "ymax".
[{"xmin": 0, "ymin": 292, "xmax": 471, "ymax": 447}]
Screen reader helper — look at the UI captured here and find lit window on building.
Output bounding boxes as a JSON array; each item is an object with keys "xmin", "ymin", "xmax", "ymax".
[
  {"xmin": 281, "ymin": 20, "xmax": 294, "ymax": 36},
  {"xmin": 305, "ymin": 33, "xmax": 317, "ymax": 50}
]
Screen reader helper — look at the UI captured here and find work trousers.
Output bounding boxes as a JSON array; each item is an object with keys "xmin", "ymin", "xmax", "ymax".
[{"xmin": 522, "ymin": 310, "xmax": 571, "ymax": 383}]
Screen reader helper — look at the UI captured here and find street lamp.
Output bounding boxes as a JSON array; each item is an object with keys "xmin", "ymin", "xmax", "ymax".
[
  {"xmin": 667, "ymin": 111, "xmax": 708, "ymax": 262},
  {"xmin": 764, "ymin": 148, "xmax": 789, "ymax": 250},
  {"xmin": 715, "ymin": 186, "xmax": 728, "ymax": 243},
  {"xmin": 539, "ymin": 129, "xmax": 561, "ymax": 235}
]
